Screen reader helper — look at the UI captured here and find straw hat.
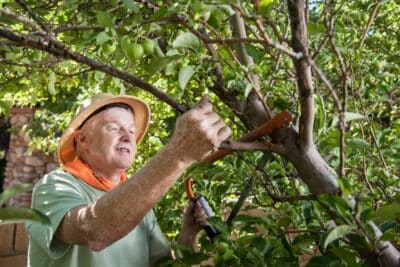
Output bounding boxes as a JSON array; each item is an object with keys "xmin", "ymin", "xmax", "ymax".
[{"xmin": 57, "ymin": 94, "xmax": 151, "ymax": 165}]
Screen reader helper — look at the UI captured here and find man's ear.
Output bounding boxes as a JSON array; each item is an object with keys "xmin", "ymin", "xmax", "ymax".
[{"xmin": 74, "ymin": 130, "xmax": 88, "ymax": 146}]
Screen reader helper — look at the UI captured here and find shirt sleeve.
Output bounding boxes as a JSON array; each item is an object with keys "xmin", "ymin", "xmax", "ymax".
[
  {"xmin": 26, "ymin": 171, "xmax": 90, "ymax": 260},
  {"xmin": 147, "ymin": 209, "xmax": 171, "ymax": 265}
]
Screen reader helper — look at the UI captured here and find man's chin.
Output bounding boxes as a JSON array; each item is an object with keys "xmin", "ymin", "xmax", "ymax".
[{"xmin": 116, "ymin": 160, "xmax": 134, "ymax": 169}]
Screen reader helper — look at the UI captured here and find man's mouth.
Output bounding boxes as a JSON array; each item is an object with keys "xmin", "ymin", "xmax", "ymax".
[{"xmin": 116, "ymin": 147, "xmax": 130, "ymax": 153}]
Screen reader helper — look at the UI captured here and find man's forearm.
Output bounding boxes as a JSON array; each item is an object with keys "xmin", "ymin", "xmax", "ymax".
[{"xmin": 57, "ymin": 141, "xmax": 194, "ymax": 250}]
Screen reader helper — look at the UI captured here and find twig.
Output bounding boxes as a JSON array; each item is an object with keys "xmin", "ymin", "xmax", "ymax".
[
  {"xmin": 253, "ymin": 17, "xmax": 302, "ymax": 60},
  {"xmin": 226, "ymin": 177, "xmax": 254, "ymax": 226},
  {"xmin": 307, "ymin": 58, "xmax": 341, "ymax": 109},
  {"xmin": 54, "ymin": 25, "xmax": 103, "ymax": 33},
  {"xmin": 326, "ymin": 11, "xmax": 348, "ymax": 177},
  {"xmin": 358, "ymin": 1, "xmax": 382, "ymax": 49},
  {"xmin": 0, "ymin": 8, "xmax": 44, "ymax": 34},
  {"xmin": 15, "ymin": 0, "xmax": 51, "ymax": 33}
]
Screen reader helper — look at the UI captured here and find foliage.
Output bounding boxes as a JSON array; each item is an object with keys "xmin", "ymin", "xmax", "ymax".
[
  {"xmin": 0, "ymin": 184, "xmax": 50, "ymax": 225},
  {"xmin": 0, "ymin": 0, "xmax": 399, "ymax": 266}
]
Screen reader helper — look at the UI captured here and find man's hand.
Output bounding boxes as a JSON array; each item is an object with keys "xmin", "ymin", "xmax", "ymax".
[
  {"xmin": 178, "ymin": 201, "xmax": 209, "ymax": 248},
  {"xmin": 170, "ymin": 95, "xmax": 231, "ymax": 163}
]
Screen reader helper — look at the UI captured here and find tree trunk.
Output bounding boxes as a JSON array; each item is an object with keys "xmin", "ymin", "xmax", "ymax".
[{"xmin": 281, "ymin": 127, "xmax": 339, "ymax": 195}]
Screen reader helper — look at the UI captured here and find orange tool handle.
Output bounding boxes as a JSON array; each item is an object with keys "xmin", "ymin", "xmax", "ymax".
[
  {"xmin": 201, "ymin": 110, "xmax": 292, "ymax": 164},
  {"xmin": 184, "ymin": 176, "xmax": 196, "ymax": 200}
]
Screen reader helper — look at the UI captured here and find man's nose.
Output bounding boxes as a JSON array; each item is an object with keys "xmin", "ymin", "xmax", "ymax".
[{"xmin": 120, "ymin": 127, "xmax": 133, "ymax": 142}]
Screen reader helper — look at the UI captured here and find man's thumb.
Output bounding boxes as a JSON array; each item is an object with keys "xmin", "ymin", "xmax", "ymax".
[{"xmin": 193, "ymin": 95, "xmax": 210, "ymax": 110}]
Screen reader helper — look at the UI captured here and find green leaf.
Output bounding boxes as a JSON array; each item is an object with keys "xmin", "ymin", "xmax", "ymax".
[
  {"xmin": 259, "ymin": 0, "xmax": 274, "ymax": 16},
  {"xmin": 331, "ymin": 112, "xmax": 365, "ymax": 127},
  {"xmin": 347, "ymin": 138, "xmax": 371, "ymax": 150},
  {"xmin": 219, "ymin": 4, "xmax": 236, "ymax": 16},
  {"xmin": 172, "ymin": 32, "xmax": 200, "ymax": 50},
  {"xmin": 0, "ymin": 184, "xmax": 34, "ymax": 206},
  {"xmin": 371, "ymin": 201, "xmax": 400, "ymax": 222},
  {"xmin": 96, "ymin": 32, "xmax": 111, "ymax": 46},
  {"xmin": 308, "ymin": 23, "xmax": 325, "ymax": 34},
  {"xmin": 345, "ymin": 112, "xmax": 365, "ymax": 122},
  {"xmin": 180, "ymin": 252, "xmax": 209, "ymax": 265},
  {"xmin": 320, "ymin": 225, "xmax": 356, "ymax": 253},
  {"xmin": 330, "ymin": 246, "xmax": 360, "ymax": 267},
  {"xmin": 146, "ymin": 56, "xmax": 180, "ymax": 75},
  {"xmin": 0, "ymin": 207, "xmax": 50, "ymax": 225},
  {"xmin": 338, "ymin": 177, "xmax": 351, "ymax": 197},
  {"xmin": 306, "ymin": 255, "xmax": 341, "ymax": 267},
  {"xmin": 122, "ymin": 0, "xmax": 139, "ymax": 13},
  {"xmin": 97, "ymin": 11, "xmax": 113, "ymax": 28},
  {"xmin": 0, "ymin": 100, "xmax": 13, "ymax": 118},
  {"xmin": 178, "ymin": 65, "xmax": 195, "ymax": 90},
  {"xmin": 120, "ymin": 36, "xmax": 131, "ymax": 53},
  {"xmin": 244, "ymin": 83, "xmax": 253, "ymax": 98},
  {"xmin": 48, "ymin": 71, "xmax": 55, "ymax": 95}
]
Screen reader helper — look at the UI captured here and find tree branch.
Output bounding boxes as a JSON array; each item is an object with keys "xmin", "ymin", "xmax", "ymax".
[
  {"xmin": 326, "ymin": 10, "xmax": 348, "ymax": 178},
  {"xmin": 307, "ymin": 58, "xmax": 341, "ymax": 110},
  {"xmin": 54, "ymin": 25, "xmax": 103, "ymax": 33},
  {"xmin": 0, "ymin": 8, "xmax": 44, "ymax": 34},
  {"xmin": 201, "ymin": 111, "xmax": 292, "ymax": 163},
  {"xmin": 253, "ymin": 16, "xmax": 302, "ymax": 60},
  {"xmin": 358, "ymin": 1, "xmax": 382, "ymax": 49},
  {"xmin": 15, "ymin": 0, "xmax": 51, "ymax": 33},
  {"xmin": 0, "ymin": 27, "xmax": 189, "ymax": 113},
  {"xmin": 227, "ymin": 5, "xmax": 272, "ymax": 128},
  {"xmin": 286, "ymin": 0, "xmax": 314, "ymax": 148},
  {"xmin": 219, "ymin": 141, "xmax": 284, "ymax": 154}
]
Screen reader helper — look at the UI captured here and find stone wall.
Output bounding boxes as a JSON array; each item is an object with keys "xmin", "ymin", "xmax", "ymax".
[
  {"xmin": 2, "ymin": 107, "xmax": 59, "ymax": 207},
  {"xmin": 0, "ymin": 108, "xmax": 59, "ymax": 267}
]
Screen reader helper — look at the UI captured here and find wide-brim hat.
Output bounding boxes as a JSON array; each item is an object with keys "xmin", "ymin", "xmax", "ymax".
[{"xmin": 57, "ymin": 94, "xmax": 151, "ymax": 165}]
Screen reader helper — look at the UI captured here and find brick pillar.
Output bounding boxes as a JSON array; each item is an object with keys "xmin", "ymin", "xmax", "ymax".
[
  {"xmin": 3, "ymin": 107, "xmax": 59, "ymax": 207},
  {"xmin": 1, "ymin": 108, "xmax": 60, "ymax": 267}
]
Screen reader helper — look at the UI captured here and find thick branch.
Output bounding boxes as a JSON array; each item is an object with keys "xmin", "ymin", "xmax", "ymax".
[
  {"xmin": 219, "ymin": 141, "xmax": 284, "ymax": 154},
  {"xmin": 0, "ymin": 27, "xmax": 188, "ymax": 113},
  {"xmin": 287, "ymin": 0, "xmax": 314, "ymax": 147},
  {"xmin": 229, "ymin": 6, "xmax": 271, "ymax": 125},
  {"xmin": 0, "ymin": 8, "xmax": 44, "ymax": 34}
]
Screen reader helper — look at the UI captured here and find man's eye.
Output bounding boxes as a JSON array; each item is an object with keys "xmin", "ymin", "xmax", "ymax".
[{"xmin": 107, "ymin": 124, "xmax": 119, "ymax": 131}]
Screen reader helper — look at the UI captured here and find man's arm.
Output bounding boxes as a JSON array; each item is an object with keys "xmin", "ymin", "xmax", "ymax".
[{"xmin": 55, "ymin": 96, "xmax": 231, "ymax": 251}]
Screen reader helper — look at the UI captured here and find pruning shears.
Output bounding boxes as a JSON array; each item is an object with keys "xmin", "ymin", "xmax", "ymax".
[
  {"xmin": 184, "ymin": 176, "xmax": 220, "ymax": 240},
  {"xmin": 181, "ymin": 111, "xmax": 293, "ymax": 240}
]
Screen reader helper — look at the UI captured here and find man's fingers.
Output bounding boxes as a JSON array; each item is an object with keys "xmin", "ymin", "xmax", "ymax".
[
  {"xmin": 193, "ymin": 95, "xmax": 212, "ymax": 112},
  {"xmin": 205, "ymin": 113, "xmax": 220, "ymax": 125},
  {"xmin": 217, "ymin": 126, "xmax": 232, "ymax": 143}
]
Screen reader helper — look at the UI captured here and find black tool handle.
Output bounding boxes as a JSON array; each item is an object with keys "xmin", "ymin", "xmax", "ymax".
[{"xmin": 195, "ymin": 196, "xmax": 220, "ymax": 240}]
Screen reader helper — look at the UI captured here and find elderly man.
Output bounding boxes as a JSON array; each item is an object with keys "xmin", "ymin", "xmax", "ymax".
[{"xmin": 26, "ymin": 94, "xmax": 231, "ymax": 267}]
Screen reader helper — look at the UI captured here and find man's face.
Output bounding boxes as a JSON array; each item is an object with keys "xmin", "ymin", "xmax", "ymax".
[{"xmin": 77, "ymin": 107, "xmax": 137, "ymax": 173}]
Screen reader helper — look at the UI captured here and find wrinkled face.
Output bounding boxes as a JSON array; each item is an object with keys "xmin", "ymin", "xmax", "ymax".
[{"xmin": 76, "ymin": 107, "xmax": 136, "ymax": 173}]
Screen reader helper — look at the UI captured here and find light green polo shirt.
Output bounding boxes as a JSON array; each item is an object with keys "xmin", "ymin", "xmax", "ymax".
[{"xmin": 26, "ymin": 170, "xmax": 171, "ymax": 267}]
